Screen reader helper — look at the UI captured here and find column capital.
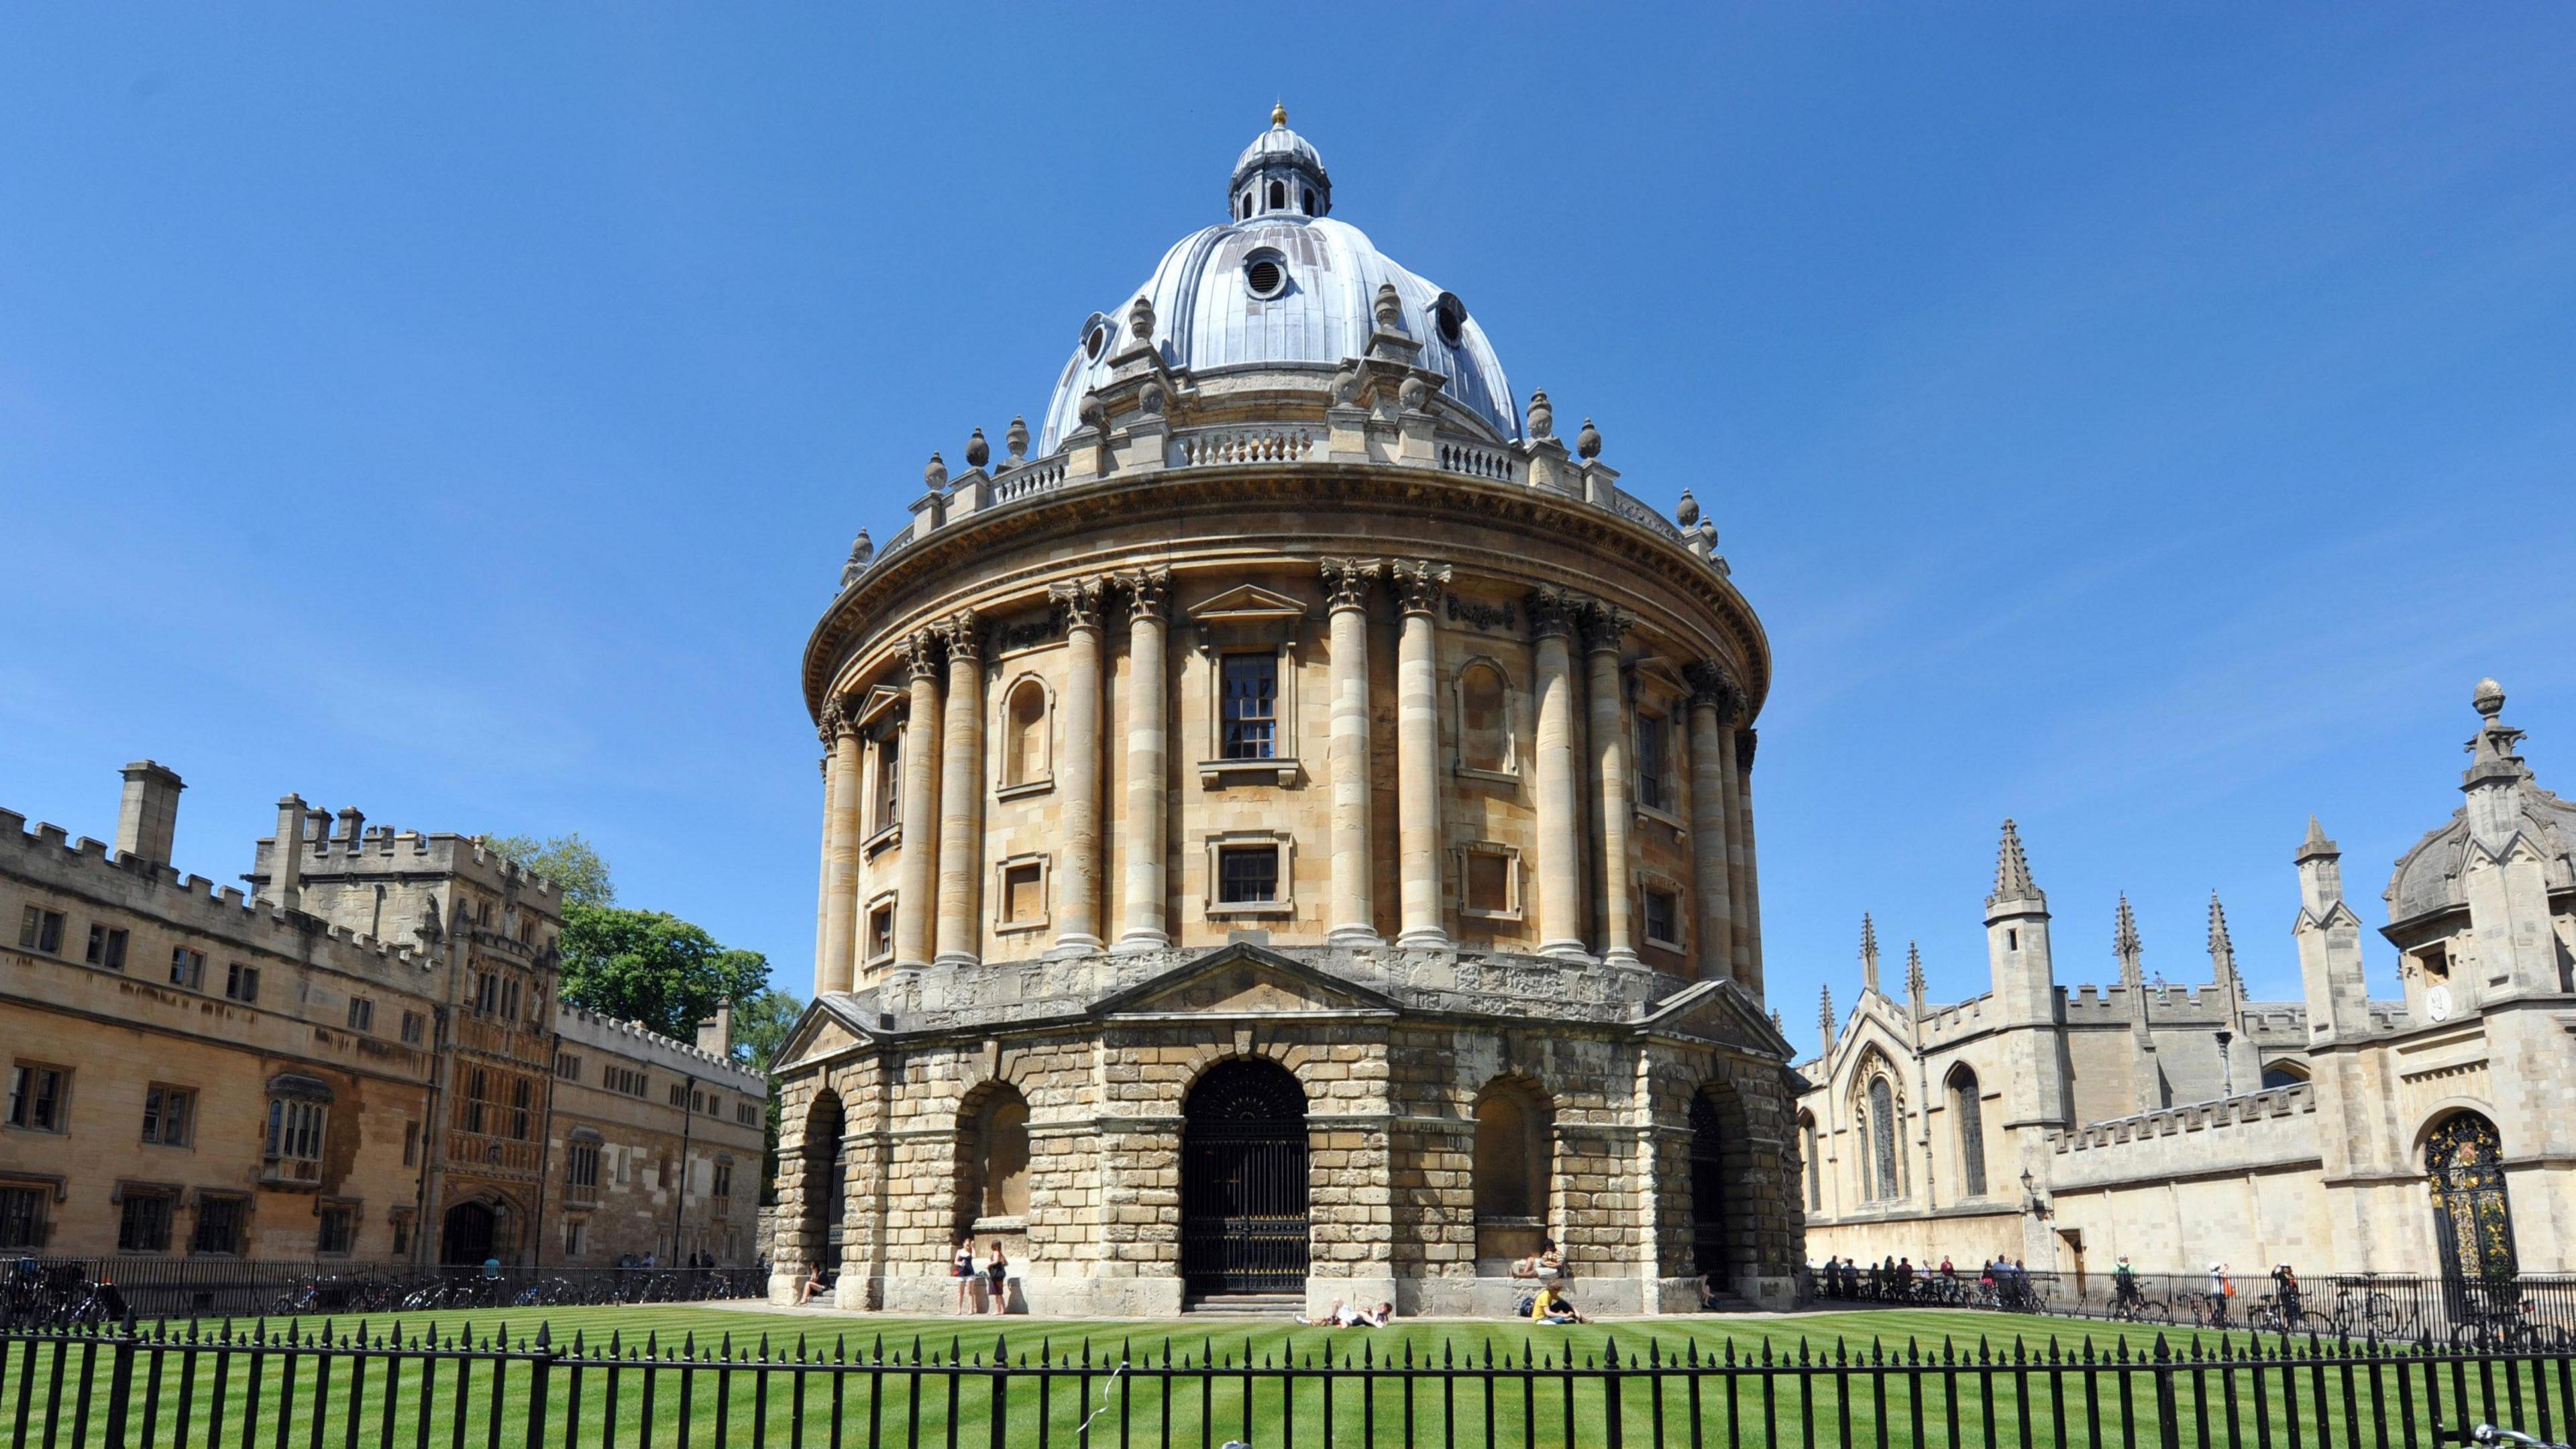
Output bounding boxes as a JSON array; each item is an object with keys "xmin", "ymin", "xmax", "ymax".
[
  {"xmin": 1389, "ymin": 559, "xmax": 1453, "ymax": 617},
  {"xmin": 1318, "ymin": 557, "xmax": 1383, "ymax": 612},
  {"xmin": 1579, "ymin": 601, "xmax": 1635, "ymax": 654},
  {"xmin": 1118, "ymin": 567, "xmax": 1171, "ymax": 623},
  {"xmin": 1683, "ymin": 661, "xmax": 1742, "ymax": 722},
  {"xmin": 900, "ymin": 630, "xmax": 944, "ymax": 682},
  {"xmin": 819, "ymin": 696, "xmax": 858, "ymax": 745},
  {"xmin": 1736, "ymin": 727, "xmax": 1758, "ymax": 772},
  {"xmin": 1525, "ymin": 584, "xmax": 1587, "ymax": 641},
  {"xmin": 937, "ymin": 608, "xmax": 984, "ymax": 663},
  {"xmin": 1048, "ymin": 576, "xmax": 1109, "ymax": 632}
]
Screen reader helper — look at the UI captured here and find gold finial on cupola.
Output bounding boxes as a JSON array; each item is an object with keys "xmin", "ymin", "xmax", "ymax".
[{"xmin": 1271, "ymin": 101, "xmax": 1288, "ymax": 127}]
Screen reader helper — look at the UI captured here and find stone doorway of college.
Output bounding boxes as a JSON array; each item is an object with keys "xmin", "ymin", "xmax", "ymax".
[
  {"xmin": 441, "ymin": 1199, "xmax": 499, "ymax": 1266},
  {"xmin": 1179, "ymin": 1057, "xmax": 1310, "ymax": 1311}
]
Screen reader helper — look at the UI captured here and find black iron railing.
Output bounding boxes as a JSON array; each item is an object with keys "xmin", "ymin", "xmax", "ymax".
[
  {"xmin": 1809, "ymin": 1267, "xmax": 2576, "ymax": 1348},
  {"xmin": 4, "ymin": 1318, "xmax": 2574, "ymax": 1448},
  {"xmin": 1, "ymin": 1260, "xmax": 767, "ymax": 1326}
]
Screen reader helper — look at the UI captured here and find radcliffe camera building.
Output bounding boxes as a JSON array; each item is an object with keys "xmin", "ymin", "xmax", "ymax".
[
  {"xmin": 1800, "ymin": 680, "xmax": 2576, "ymax": 1281},
  {"xmin": 0, "ymin": 765, "xmax": 766, "ymax": 1270},
  {"xmin": 771, "ymin": 110, "xmax": 1802, "ymax": 1316}
]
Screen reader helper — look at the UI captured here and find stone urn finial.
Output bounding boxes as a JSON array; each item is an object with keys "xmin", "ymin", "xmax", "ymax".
[
  {"xmin": 1373, "ymin": 282, "xmax": 1403, "ymax": 332},
  {"xmin": 965, "ymin": 427, "xmax": 989, "ymax": 470},
  {"xmin": 1128, "ymin": 294, "xmax": 1156, "ymax": 347},
  {"xmin": 1078, "ymin": 391, "xmax": 1107, "ymax": 433},
  {"xmin": 924, "ymin": 451, "xmax": 948, "ymax": 491},
  {"xmin": 2474, "ymin": 677, "xmax": 2506, "ymax": 718},
  {"xmin": 1675, "ymin": 489, "xmax": 1700, "ymax": 527},
  {"xmin": 1398, "ymin": 376, "xmax": 1429, "ymax": 413},
  {"xmin": 1139, "ymin": 380, "xmax": 1167, "ymax": 415},
  {"xmin": 1527, "ymin": 389, "xmax": 1554, "ymax": 439},
  {"xmin": 841, "ymin": 529, "xmax": 873, "ymax": 588},
  {"xmin": 1575, "ymin": 417, "xmax": 1603, "ymax": 460},
  {"xmin": 1005, "ymin": 415, "xmax": 1029, "ymax": 462}
]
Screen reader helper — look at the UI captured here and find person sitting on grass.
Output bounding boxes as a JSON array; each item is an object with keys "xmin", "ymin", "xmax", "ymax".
[
  {"xmin": 1362, "ymin": 1301, "xmax": 1393, "ymax": 1326},
  {"xmin": 1538, "ymin": 1288, "xmax": 1585, "ymax": 1325},
  {"xmin": 796, "ymin": 1262, "xmax": 828, "ymax": 1306}
]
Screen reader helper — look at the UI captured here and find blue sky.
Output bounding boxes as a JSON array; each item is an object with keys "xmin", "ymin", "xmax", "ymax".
[{"xmin": 3, "ymin": 6, "xmax": 2570, "ymax": 1030}]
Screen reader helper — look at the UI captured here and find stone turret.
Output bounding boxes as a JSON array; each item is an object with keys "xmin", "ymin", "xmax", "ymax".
[
  {"xmin": 2455, "ymin": 680, "xmax": 2560, "ymax": 998},
  {"xmin": 1983, "ymin": 820, "xmax": 2069, "ymax": 1133},
  {"xmin": 2295, "ymin": 816, "xmax": 2374, "ymax": 1040}
]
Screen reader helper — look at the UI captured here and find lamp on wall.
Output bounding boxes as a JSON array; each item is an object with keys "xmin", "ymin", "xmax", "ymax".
[{"xmin": 2020, "ymin": 1167, "xmax": 2051, "ymax": 1220}]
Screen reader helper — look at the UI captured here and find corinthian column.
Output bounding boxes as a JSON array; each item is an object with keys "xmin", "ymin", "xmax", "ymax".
[
  {"xmin": 933, "ymin": 610, "xmax": 985, "ymax": 967},
  {"xmin": 894, "ymin": 633, "xmax": 944, "ymax": 969},
  {"xmin": 1735, "ymin": 727, "xmax": 1764, "ymax": 993},
  {"xmin": 1584, "ymin": 603, "xmax": 1640, "ymax": 968},
  {"xmin": 1528, "ymin": 588, "xmax": 1587, "ymax": 959},
  {"xmin": 1717, "ymin": 719, "xmax": 1752, "ymax": 983},
  {"xmin": 1049, "ymin": 577, "xmax": 1107, "ymax": 953},
  {"xmin": 1391, "ymin": 559, "xmax": 1452, "ymax": 949},
  {"xmin": 1320, "ymin": 558, "xmax": 1382, "ymax": 949},
  {"xmin": 818, "ymin": 699, "xmax": 863, "ymax": 994},
  {"xmin": 1682, "ymin": 663, "xmax": 1737, "ymax": 983},
  {"xmin": 1116, "ymin": 569, "xmax": 1171, "ymax": 952}
]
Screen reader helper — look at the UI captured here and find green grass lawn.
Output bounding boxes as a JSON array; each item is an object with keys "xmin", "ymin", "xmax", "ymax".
[{"xmin": 7, "ymin": 1303, "xmax": 2567, "ymax": 1448}]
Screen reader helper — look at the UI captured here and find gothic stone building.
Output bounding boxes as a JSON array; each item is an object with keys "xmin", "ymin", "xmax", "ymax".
[
  {"xmin": 769, "ymin": 111, "xmax": 1802, "ymax": 1318},
  {"xmin": 0, "ymin": 762, "xmax": 763, "ymax": 1269},
  {"xmin": 1798, "ymin": 681, "xmax": 2576, "ymax": 1280}
]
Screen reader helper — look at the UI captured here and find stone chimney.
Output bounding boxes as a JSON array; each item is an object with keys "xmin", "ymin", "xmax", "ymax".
[
  {"xmin": 696, "ymin": 1000, "xmax": 735, "ymax": 1058},
  {"xmin": 269, "ymin": 794, "xmax": 307, "ymax": 911},
  {"xmin": 115, "ymin": 760, "xmax": 185, "ymax": 867},
  {"xmin": 336, "ymin": 806, "xmax": 366, "ymax": 846}
]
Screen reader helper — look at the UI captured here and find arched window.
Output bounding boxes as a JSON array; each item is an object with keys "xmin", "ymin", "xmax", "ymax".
[
  {"xmin": 1456, "ymin": 659, "xmax": 1513, "ymax": 773},
  {"xmin": 1948, "ymin": 1065, "xmax": 1987, "ymax": 1197},
  {"xmin": 1868, "ymin": 1076, "xmax": 1900, "ymax": 1201},
  {"xmin": 2260, "ymin": 1059, "xmax": 2311, "ymax": 1091},
  {"xmin": 1472, "ymin": 1077, "xmax": 1553, "ymax": 1226},
  {"xmin": 1267, "ymin": 180, "xmax": 1285, "ymax": 211},
  {"xmin": 1002, "ymin": 678, "xmax": 1051, "ymax": 788},
  {"xmin": 1301, "ymin": 186, "xmax": 1315, "ymax": 215},
  {"xmin": 960, "ymin": 1083, "xmax": 1031, "ymax": 1226},
  {"xmin": 2427, "ymin": 1112, "xmax": 2516, "ymax": 1283},
  {"xmin": 1799, "ymin": 1113, "xmax": 1821, "ymax": 1210}
]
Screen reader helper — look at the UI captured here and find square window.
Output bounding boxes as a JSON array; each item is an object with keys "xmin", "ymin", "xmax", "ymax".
[
  {"xmin": 1464, "ymin": 853, "xmax": 1511, "ymax": 916},
  {"xmin": 1220, "ymin": 655, "xmax": 1278, "ymax": 760},
  {"xmin": 18, "ymin": 906, "xmax": 65, "ymax": 955},
  {"xmin": 117, "ymin": 1191, "xmax": 174, "ymax": 1253},
  {"xmin": 224, "ymin": 962, "xmax": 260, "ymax": 1003},
  {"xmin": 1001, "ymin": 862, "xmax": 1044, "ymax": 926},
  {"xmin": 170, "ymin": 947, "xmax": 205, "ymax": 989},
  {"xmin": 142, "ymin": 1085, "xmax": 195, "ymax": 1147},
  {"xmin": 317, "ymin": 1204, "xmax": 355, "ymax": 1256},
  {"xmin": 1217, "ymin": 845, "xmax": 1279, "ymax": 904},
  {"xmin": 191, "ymin": 1194, "xmax": 247, "ymax": 1256},
  {"xmin": 865, "ymin": 902, "xmax": 896, "ymax": 962},
  {"xmin": 85, "ymin": 925, "xmax": 129, "ymax": 971},
  {"xmin": 347, "ymin": 997, "xmax": 374, "ymax": 1032},
  {"xmin": 1644, "ymin": 888, "xmax": 1680, "ymax": 948},
  {"xmin": 7, "ymin": 1063, "xmax": 68, "ymax": 1133},
  {"xmin": 0, "ymin": 1187, "xmax": 43, "ymax": 1249}
]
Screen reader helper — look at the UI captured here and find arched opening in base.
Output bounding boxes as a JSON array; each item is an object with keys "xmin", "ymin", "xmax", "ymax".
[{"xmin": 1179, "ymin": 1058, "xmax": 1309, "ymax": 1297}]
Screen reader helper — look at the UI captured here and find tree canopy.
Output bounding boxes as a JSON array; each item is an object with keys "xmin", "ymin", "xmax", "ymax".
[
  {"xmin": 556, "ymin": 905, "xmax": 769, "ymax": 1043},
  {"xmin": 727, "ymin": 987, "xmax": 804, "ymax": 1071},
  {"xmin": 483, "ymin": 833, "xmax": 615, "ymax": 909}
]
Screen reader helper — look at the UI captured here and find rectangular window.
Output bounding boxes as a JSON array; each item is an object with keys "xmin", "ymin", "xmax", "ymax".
[
  {"xmin": 224, "ymin": 962, "xmax": 260, "ymax": 1003},
  {"xmin": 511, "ymin": 1079, "xmax": 533, "ymax": 1141},
  {"xmin": 7, "ymin": 1063, "xmax": 68, "ymax": 1133},
  {"xmin": 1464, "ymin": 852, "xmax": 1511, "ymax": 916},
  {"xmin": 500, "ymin": 978, "xmax": 521, "ymax": 1020},
  {"xmin": 568, "ymin": 1140, "xmax": 601, "ymax": 1192},
  {"xmin": 266, "ymin": 1099, "xmax": 327, "ymax": 1162},
  {"xmin": 737, "ymin": 1102, "xmax": 757, "ymax": 1126},
  {"xmin": 1636, "ymin": 714, "xmax": 1670, "ymax": 813},
  {"xmin": 346, "ymin": 997, "xmax": 374, "ymax": 1032},
  {"xmin": 85, "ymin": 924, "xmax": 129, "ymax": 971},
  {"xmin": 117, "ymin": 1191, "xmax": 174, "ymax": 1253},
  {"xmin": 191, "ymin": 1194, "xmax": 247, "ymax": 1256},
  {"xmin": 604, "ymin": 1065, "xmax": 647, "ymax": 1098},
  {"xmin": 1220, "ymin": 654, "xmax": 1279, "ymax": 759},
  {"xmin": 1216, "ymin": 845, "xmax": 1279, "ymax": 904},
  {"xmin": 712, "ymin": 1159, "xmax": 735, "ymax": 1200},
  {"xmin": 170, "ymin": 947, "xmax": 205, "ymax": 989},
  {"xmin": 17, "ymin": 906, "xmax": 65, "ymax": 955},
  {"xmin": 400, "ymin": 1010, "xmax": 426, "ymax": 1045},
  {"xmin": 402, "ymin": 1121, "xmax": 419, "ymax": 1167},
  {"xmin": 670, "ymin": 1082, "xmax": 688, "ymax": 1108},
  {"xmin": 316, "ymin": 1204, "xmax": 355, "ymax": 1256},
  {"xmin": 464, "ymin": 1069, "xmax": 489, "ymax": 1134},
  {"xmin": 142, "ymin": 1085, "xmax": 195, "ymax": 1147},
  {"xmin": 0, "ymin": 1187, "xmax": 44, "ymax": 1249},
  {"xmin": 866, "ymin": 902, "xmax": 896, "ymax": 961},
  {"xmin": 1002, "ymin": 862, "xmax": 1044, "ymax": 924},
  {"xmin": 1643, "ymin": 888, "xmax": 1680, "ymax": 948},
  {"xmin": 555, "ymin": 1052, "xmax": 582, "ymax": 1079},
  {"xmin": 562, "ymin": 1220, "xmax": 586, "ymax": 1258},
  {"xmin": 873, "ymin": 736, "xmax": 902, "ymax": 831},
  {"xmin": 390, "ymin": 1212, "xmax": 413, "ymax": 1257}
]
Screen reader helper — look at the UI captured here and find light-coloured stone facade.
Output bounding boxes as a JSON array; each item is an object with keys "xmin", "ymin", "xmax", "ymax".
[
  {"xmin": 0, "ymin": 764, "xmax": 765, "ymax": 1267},
  {"xmin": 1796, "ymin": 682, "xmax": 2576, "ymax": 1279},
  {"xmin": 770, "ymin": 113, "xmax": 1803, "ymax": 1318}
]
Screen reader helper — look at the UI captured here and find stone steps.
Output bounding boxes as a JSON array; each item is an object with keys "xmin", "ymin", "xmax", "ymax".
[{"xmin": 1185, "ymin": 1293, "xmax": 1305, "ymax": 1316}]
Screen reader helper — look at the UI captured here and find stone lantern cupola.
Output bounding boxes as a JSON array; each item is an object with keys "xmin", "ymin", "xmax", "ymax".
[{"xmin": 1230, "ymin": 103, "xmax": 1332, "ymax": 220}]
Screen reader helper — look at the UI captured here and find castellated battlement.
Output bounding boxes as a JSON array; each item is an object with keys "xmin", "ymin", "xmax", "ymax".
[
  {"xmin": 0, "ymin": 806, "xmax": 431, "ymax": 981},
  {"xmin": 557, "ymin": 1003, "xmax": 765, "ymax": 1089},
  {"xmin": 250, "ymin": 822, "xmax": 563, "ymax": 904},
  {"xmin": 1913, "ymin": 991, "xmax": 1994, "ymax": 1044},
  {"xmin": 2044, "ymin": 1082, "xmax": 2322, "ymax": 1191}
]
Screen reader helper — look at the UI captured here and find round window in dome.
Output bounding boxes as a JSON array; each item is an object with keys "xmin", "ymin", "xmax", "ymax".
[
  {"xmin": 1243, "ymin": 252, "xmax": 1289, "ymax": 301},
  {"xmin": 1085, "ymin": 322, "xmax": 1110, "ymax": 360},
  {"xmin": 1432, "ymin": 292, "xmax": 1468, "ymax": 347}
]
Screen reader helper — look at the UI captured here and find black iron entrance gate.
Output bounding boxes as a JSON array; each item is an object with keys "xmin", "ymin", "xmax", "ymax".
[
  {"xmin": 1690, "ymin": 1090, "xmax": 1729, "ymax": 1281},
  {"xmin": 1180, "ymin": 1059, "xmax": 1309, "ymax": 1295}
]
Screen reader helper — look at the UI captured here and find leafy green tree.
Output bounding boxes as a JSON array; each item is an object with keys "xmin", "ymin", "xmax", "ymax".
[
  {"xmin": 557, "ymin": 905, "xmax": 768, "ymax": 1042},
  {"xmin": 727, "ymin": 988, "xmax": 805, "ymax": 1204},
  {"xmin": 483, "ymin": 833, "xmax": 616, "ymax": 909}
]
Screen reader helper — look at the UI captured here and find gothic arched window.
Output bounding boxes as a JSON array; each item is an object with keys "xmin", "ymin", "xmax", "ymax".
[
  {"xmin": 1949, "ymin": 1065, "xmax": 1988, "ymax": 1197},
  {"xmin": 1868, "ymin": 1076, "xmax": 1900, "ymax": 1201},
  {"xmin": 1799, "ymin": 1113, "xmax": 1821, "ymax": 1210}
]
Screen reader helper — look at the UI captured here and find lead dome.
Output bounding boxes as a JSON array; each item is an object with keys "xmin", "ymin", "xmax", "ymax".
[{"xmin": 1039, "ymin": 110, "xmax": 1517, "ymax": 449}]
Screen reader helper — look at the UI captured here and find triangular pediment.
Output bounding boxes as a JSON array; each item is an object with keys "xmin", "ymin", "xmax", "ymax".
[
  {"xmin": 775, "ymin": 992, "xmax": 879, "ymax": 1072},
  {"xmin": 1186, "ymin": 584, "xmax": 1309, "ymax": 625},
  {"xmin": 1091, "ymin": 943, "xmax": 1397, "ymax": 1018},
  {"xmin": 1640, "ymin": 977, "xmax": 1794, "ymax": 1057}
]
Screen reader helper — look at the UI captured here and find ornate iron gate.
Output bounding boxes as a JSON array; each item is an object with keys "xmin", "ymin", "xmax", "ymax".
[
  {"xmin": 1180, "ymin": 1059, "xmax": 1309, "ymax": 1295},
  {"xmin": 1690, "ymin": 1091, "xmax": 1729, "ymax": 1281},
  {"xmin": 2428, "ymin": 1110, "xmax": 2517, "ymax": 1322}
]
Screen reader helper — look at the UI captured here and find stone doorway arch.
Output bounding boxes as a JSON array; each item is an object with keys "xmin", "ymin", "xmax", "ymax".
[
  {"xmin": 440, "ymin": 1199, "xmax": 499, "ymax": 1266},
  {"xmin": 1179, "ymin": 1058, "xmax": 1309, "ymax": 1297}
]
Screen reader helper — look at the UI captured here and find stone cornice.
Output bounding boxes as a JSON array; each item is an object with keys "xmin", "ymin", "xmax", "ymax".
[{"xmin": 804, "ymin": 464, "xmax": 1770, "ymax": 721}]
